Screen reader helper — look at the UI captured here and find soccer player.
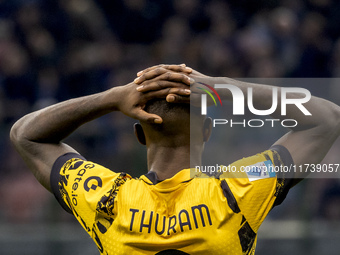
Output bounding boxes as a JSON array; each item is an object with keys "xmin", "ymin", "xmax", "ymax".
[{"xmin": 10, "ymin": 64, "xmax": 340, "ymax": 255}]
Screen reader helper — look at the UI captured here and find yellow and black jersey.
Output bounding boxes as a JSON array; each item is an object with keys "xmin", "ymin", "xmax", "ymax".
[{"xmin": 50, "ymin": 145, "xmax": 294, "ymax": 255}]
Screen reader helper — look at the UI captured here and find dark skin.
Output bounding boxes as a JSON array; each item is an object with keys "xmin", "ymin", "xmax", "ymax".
[
  {"xmin": 10, "ymin": 64, "xmax": 194, "ymax": 191},
  {"xmin": 134, "ymin": 105, "xmax": 212, "ymax": 180},
  {"xmin": 10, "ymin": 64, "xmax": 340, "ymax": 192},
  {"xmin": 136, "ymin": 65, "xmax": 340, "ymax": 186}
]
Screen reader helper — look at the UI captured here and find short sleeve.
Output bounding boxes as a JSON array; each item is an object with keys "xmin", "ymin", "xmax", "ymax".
[
  {"xmin": 50, "ymin": 153, "xmax": 131, "ymax": 235},
  {"xmin": 219, "ymin": 146, "xmax": 294, "ymax": 231},
  {"xmin": 50, "ymin": 153, "xmax": 86, "ymax": 213}
]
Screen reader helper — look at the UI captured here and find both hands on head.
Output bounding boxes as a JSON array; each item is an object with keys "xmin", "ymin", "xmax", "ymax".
[{"xmin": 118, "ymin": 64, "xmax": 212, "ymax": 124}]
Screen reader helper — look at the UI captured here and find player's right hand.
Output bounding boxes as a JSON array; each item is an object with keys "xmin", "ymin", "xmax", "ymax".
[
  {"xmin": 134, "ymin": 64, "xmax": 215, "ymax": 107},
  {"xmin": 115, "ymin": 68, "xmax": 193, "ymax": 124}
]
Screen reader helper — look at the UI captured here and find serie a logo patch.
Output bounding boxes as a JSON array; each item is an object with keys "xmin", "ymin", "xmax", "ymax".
[{"xmin": 245, "ymin": 160, "xmax": 276, "ymax": 181}]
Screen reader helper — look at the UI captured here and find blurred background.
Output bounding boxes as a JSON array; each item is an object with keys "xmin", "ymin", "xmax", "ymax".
[{"xmin": 1, "ymin": 0, "xmax": 340, "ymax": 254}]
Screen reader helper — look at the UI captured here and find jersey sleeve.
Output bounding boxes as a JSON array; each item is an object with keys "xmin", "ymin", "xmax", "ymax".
[
  {"xmin": 219, "ymin": 145, "xmax": 294, "ymax": 232},
  {"xmin": 50, "ymin": 153, "xmax": 131, "ymax": 236}
]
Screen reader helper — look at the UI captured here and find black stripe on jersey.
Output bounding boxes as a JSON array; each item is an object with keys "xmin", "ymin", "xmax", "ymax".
[
  {"xmin": 220, "ymin": 179, "xmax": 241, "ymax": 213},
  {"xmin": 268, "ymin": 145, "xmax": 295, "ymax": 207},
  {"xmin": 238, "ymin": 215, "xmax": 256, "ymax": 254},
  {"xmin": 97, "ymin": 172, "xmax": 129, "ymax": 218},
  {"xmin": 50, "ymin": 152, "xmax": 86, "ymax": 214}
]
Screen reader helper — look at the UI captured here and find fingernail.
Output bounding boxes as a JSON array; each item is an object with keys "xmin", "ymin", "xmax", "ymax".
[
  {"xmin": 189, "ymin": 78, "xmax": 195, "ymax": 84},
  {"xmin": 180, "ymin": 63, "xmax": 186, "ymax": 67},
  {"xmin": 137, "ymin": 71, "xmax": 143, "ymax": 76},
  {"xmin": 154, "ymin": 118, "xmax": 162, "ymax": 124},
  {"xmin": 186, "ymin": 67, "xmax": 193, "ymax": 72},
  {"xmin": 134, "ymin": 77, "xmax": 140, "ymax": 83},
  {"xmin": 185, "ymin": 89, "xmax": 191, "ymax": 94},
  {"xmin": 167, "ymin": 95, "xmax": 175, "ymax": 102},
  {"xmin": 136, "ymin": 86, "xmax": 143, "ymax": 91}
]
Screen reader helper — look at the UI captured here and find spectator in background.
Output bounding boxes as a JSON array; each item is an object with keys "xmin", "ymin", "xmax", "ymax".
[{"xmin": 1, "ymin": 0, "xmax": 340, "ymax": 228}]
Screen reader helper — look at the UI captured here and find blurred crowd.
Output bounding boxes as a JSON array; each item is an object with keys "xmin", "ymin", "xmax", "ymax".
[{"xmin": 1, "ymin": 0, "xmax": 340, "ymax": 224}]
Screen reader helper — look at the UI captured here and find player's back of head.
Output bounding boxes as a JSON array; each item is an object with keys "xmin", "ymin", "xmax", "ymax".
[{"xmin": 139, "ymin": 99, "xmax": 205, "ymax": 147}]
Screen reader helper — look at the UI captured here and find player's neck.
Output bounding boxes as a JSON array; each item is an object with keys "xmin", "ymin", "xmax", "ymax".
[{"xmin": 147, "ymin": 145, "xmax": 201, "ymax": 180}]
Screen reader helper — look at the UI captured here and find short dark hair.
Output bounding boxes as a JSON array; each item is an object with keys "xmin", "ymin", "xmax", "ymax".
[
  {"xmin": 143, "ymin": 99, "xmax": 190, "ymax": 135},
  {"xmin": 144, "ymin": 99, "xmax": 190, "ymax": 118},
  {"xmin": 143, "ymin": 99, "xmax": 204, "ymax": 135}
]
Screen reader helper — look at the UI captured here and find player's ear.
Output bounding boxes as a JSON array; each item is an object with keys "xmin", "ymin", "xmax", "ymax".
[
  {"xmin": 203, "ymin": 117, "xmax": 212, "ymax": 142},
  {"xmin": 134, "ymin": 123, "xmax": 146, "ymax": 145}
]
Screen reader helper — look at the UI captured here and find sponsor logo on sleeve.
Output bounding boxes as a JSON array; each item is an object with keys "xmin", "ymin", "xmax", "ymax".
[{"xmin": 84, "ymin": 176, "xmax": 103, "ymax": 192}]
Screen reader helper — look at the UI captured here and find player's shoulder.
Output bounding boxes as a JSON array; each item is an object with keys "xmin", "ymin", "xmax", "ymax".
[
  {"xmin": 51, "ymin": 153, "xmax": 135, "ymax": 194},
  {"xmin": 173, "ymin": 146, "xmax": 293, "ymax": 183}
]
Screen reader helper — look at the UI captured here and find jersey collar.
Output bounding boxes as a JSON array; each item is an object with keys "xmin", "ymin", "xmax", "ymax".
[{"xmin": 141, "ymin": 169, "xmax": 193, "ymax": 190}]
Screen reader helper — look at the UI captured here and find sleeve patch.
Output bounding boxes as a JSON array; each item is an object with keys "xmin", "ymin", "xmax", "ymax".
[{"xmin": 245, "ymin": 160, "xmax": 276, "ymax": 182}]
